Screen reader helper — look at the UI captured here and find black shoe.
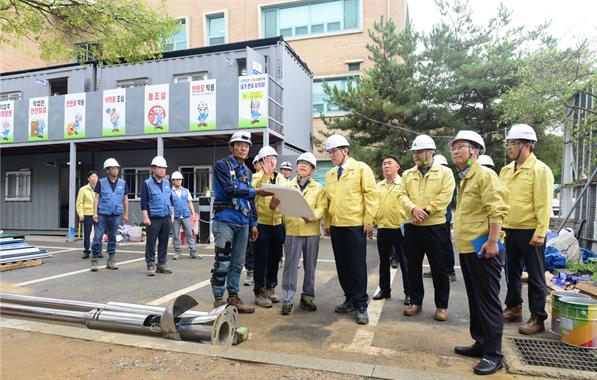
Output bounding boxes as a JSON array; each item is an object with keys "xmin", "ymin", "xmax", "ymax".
[
  {"xmin": 423, "ymin": 271, "xmax": 432, "ymax": 278},
  {"xmin": 82, "ymin": 253, "xmax": 90, "ymax": 259},
  {"xmin": 454, "ymin": 344, "xmax": 483, "ymax": 358},
  {"xmin": 97, "ymin": 253, "xmax": 104, "ymax": 258},
  {"xmin": 372, "ymin": 290, "xmax": 391, "ymax": 300},
  {"xmin": 334, "ymin": 300, "xmax": 355, "ymax": 313},
  {"xmin": 391, "ymin": 258, "xmax": 399, "ymax": 269},
  {"xmin": 356, "ymin": 308, "xmax": 369, "ymax": 325},
  {"xmin": 449, "ymin": 272, "xmax": 456, "ymax": 282},
  {"xmin": 403, "ymin": 295, "xmax": 411, "ymax": 305},
  {"xmin": 474, "ymin": 358, "xmax": 503, "ymax": 375}
]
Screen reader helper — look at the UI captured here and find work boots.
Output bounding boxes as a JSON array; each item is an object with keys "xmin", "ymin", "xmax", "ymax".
[
  {"xmin": 266, "ymin": 287, "xmax": 280, "ymax": 303},
  {"xmin": 90, "ymin": 257, "xmax": 99, "ymax": 272},
  {"xmin": 299, "ymin": 297, "xmax": 317, "ymax": 312},
  {"xmin": 106, "ymin": 255, "xmax": 118, "ymax": 270},
  {"xmin": 503, "ymin": 305, "xmax": 523, "ymax": 322},
  {"xmin": 255, "ymin": 288, "xmax": 272, "ymax": 308},
  {"xmin": 146, "ymin": 262, "xmax": 156, "ymax": 276},
  {"xmin": 227, "ymin": 295, "xmax": 255, "ymax": 313},
  {"xmin": 190, "ymin": 251, "xmax": 200, "ymax": 259},
  {"xmin": 281, "ymin": 304, "xmax": 293, "ymax": 315},
  {"xmin": 173, "ymin": 252, "xmax": 181, "ymax": 260},
  {"xmin": 519, "ymin": 315, "xmax": 545, "ymax": 335},
  {"xmin": 244, "ymin": 270, "xmax": 254, "ymax": 286},
  {"xmin": 403, "ymin": 304, "xmax": 422, "ymax": 316},
  {"xmin": 156, "ymin": 263, "xmax": 172, "ymax": 274}
]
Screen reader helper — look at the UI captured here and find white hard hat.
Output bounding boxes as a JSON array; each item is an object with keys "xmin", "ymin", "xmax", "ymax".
[
  {"xmin": 151, "ymin": 155, "xmax": 168, "ymax": 168},
  {"xmin": 171, "ymin": 171, "xmax": 184, "ymax": 180},
  {"xmin": 229, "ymin": 131, "xmax": 252, "ymax": 145},
  {"xmin": 434, "ymin": 154, "xmax": 449, "ymax": 166},
  {"xmin": 448, "ymin": 130, "xmax": 485, "ymax": 152},
  {"xmin": 258, "ymin": 146, "xmax": 278, "ymax": 158},
  {"xmin": 478, "ymin": 155, "xmax": 495, "ymax": 168},
  {"xmin": 506, "ymin": 124, "xmax": 537, "ymax": 142},
  {"xmin": 252, "ymin": 154, "xmax": 261, "ymax": 164},
  {"xmin": 280, "ymin": 161, "xmax": 293, "ymax": 170},
  {"xmin": 410, "ymin": 134, "xmax": 436, "ymax": 151},
  {"xmin": 296, "ymin": 152, "xmax": 317, "ymax": 168},
  {"xmin": 325, "ymin": 134, "xmax": 350, "ymax": 151},
  {"xmin": 103, "ymin": 158, "xmax": 120, "ymax": 169}
]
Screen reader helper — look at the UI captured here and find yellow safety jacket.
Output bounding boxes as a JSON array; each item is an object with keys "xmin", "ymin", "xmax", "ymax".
[
  {"xmin": 253, "ymin": 170, "xmax": 288, "ymax": 226},
  {"xmin": 324, "ymin": 157, "xmax": 378, "ymax": 227},
  {"xmin": 398, "ymin": 161, "xmax": 456, "ymax": 226},
  {"xmin": 374, "ymin": 176, "xmax": 406, "ymax": 229},
  {"xmin": 76, "ymin": 184, "xmax": 96, "ymax": 217},
  {"xmin": 284, "ymin": 177, "xmax": 327, "ymax": 236},
  {"xmin": 453, "ymin": 162, "xmax": 510, "ymax": 253},
  {"xmin": 499, "ymin": 153, "xmax": 554, "ymax": 237}
]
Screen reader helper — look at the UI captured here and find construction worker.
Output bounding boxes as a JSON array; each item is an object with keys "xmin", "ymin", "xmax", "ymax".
[
  {"xmin": 243, "ymin": 153, "xmax": 262, "ymax": 287},
  {"xmin": 422, "ymin": 154, "xmax": 457, "ymax": 282},
  {"xmin": 76, "ymin": 170, "xmax": 98, "ymax": 259},
  {"xmin": 500, "ymin": 124, "xmax": 554, "ymax": 335},
  {"xmin": 252, "ymin": 146, "xmax": 288, "ymax": 308},
  {"xmin": 211, "ymin": 131, "xmax": 269, "ymax": 313},
  {"xmin": 373, "ymin": 155, "xmax": 409, "ymax": 305},
  {"xmin": 170, "ymin": 171, "xmax": 199, "ymax": 260},
  {"xmin": 142, "ymin": 155, "xmax": 174, "ymax": 276},
  {"xmin": 479, "ymin": 155, "xmax": 496, "ymax": 170},
  {"xmin": 279, "ymin": 161, "xmax": 293, "ymax": 180},
  {"xmin": 280, "ymin": 152, "xmax": 327, "ymax": 315},
  {"xmin": 398, "ymin": 134, "xmax": 455, "ymax": 321},
  {"xmin": 324, "ymin": 134, "xmax": 378, "ymax": 325},
  {"xmin": 91, "ymin": 158, "xmax": 129, "ymax": 272},
  {"xmin": 449, "ymin": 130, "xmax": 509, "ymax": 376}
]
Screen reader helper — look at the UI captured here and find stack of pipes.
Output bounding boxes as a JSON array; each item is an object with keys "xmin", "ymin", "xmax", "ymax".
[{"xmin": 0, "ymin": 237, "xmax": 51, "ymax": 264}]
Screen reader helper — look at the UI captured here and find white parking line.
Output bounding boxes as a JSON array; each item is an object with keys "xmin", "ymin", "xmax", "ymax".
[
  {"xmin": 16, "ymin": 257, "xmax": 146, "ymax": 286},
  {"xmin": 45, "ymin": 248, "xmax": 79, "ymax": 254},
  {"xmin": 147, "ymin": 279, "xmax": 211, "ymax": 306}
]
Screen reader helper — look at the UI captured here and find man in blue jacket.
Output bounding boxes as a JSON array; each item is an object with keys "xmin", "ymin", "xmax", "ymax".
[
  {"xmin": 91, "ymin": 158, "xmax": 129, "ymax": 272},
  {"xmin": 210, "ymin": 131, "xmax": 272, "ymax": 313},
  {"xmin": 142, "ymin": 155, "xmax": 174, "ymax": 276}
]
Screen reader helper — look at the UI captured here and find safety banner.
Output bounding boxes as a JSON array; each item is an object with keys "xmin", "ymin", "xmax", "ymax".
[
  {"xmin": 238, "ymin": 74, "xmax": 268, "ymax": 128},
  {"xmin": 64, "ymin": 93, "xmax": 86, "ymax": 138},
  {"xmin": 144, "ymin": 84, "xmax": 169, "ymax": 134},
  {"xmin": 28, "ymin": 97, "xmax": 49, "ymax": 141},
  {"xmin": 102, "ymin": 88, "xmax": 126, "ymax": 136},
  {"xmin": 0, "ymin": 100, "xmax": 14, "ymax": 144},
  {"xmin": 189, "ymin": 79, "xmax": 217, "ymax": 131}
]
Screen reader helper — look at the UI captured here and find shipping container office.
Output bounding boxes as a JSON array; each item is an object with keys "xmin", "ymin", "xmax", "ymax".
[{"xmin": 0, "ymin": 37, "xmax": 313, "ymax": 236}]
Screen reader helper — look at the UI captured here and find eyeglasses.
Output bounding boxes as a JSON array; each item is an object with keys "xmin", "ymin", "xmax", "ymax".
[{"xmin": 449, "ymin": 144, "xmax": 472, "ymax": 152}]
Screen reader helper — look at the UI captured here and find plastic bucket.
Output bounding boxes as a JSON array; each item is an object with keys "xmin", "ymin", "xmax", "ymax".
[
  {"xmin": 551, "ymin": 291, "xmax": 591, "ymax": 335},
  {"xmin": 128, "ymin": 226, "xmax": 143, "ymax": 242},
  {"xmin": 560, "ymin": 297, "xmax": 597, "ymax": 349}
]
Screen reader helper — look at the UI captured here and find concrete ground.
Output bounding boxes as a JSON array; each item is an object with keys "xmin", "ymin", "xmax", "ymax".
[{"xmin": 0, "ymin": 236, "xmax": 557, "ymax": 379}]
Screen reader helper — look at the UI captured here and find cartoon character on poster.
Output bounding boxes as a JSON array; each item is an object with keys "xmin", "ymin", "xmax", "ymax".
[
  {"xmin": 28, "ymin": 97, "xmax": 49, "ymax": 141},
  {"xmin": 32, "ymin": 119, "xmax": 47, "ymax": 139},
  {"xmin": 102, "ymin": 88, "xmax": 126, "ymax": 136},
  {"xmin": 106, "ymin": 108, "xmax": 121, "ymax": 132},
  {"xmin": 144, "ymin": 84, "xmax": 169, "ymax": 134},
  {"xmin": 250, "ymin": 100, "xmax": 261, "ymax": 124},
  {"xmin": 64, "ymin": 93, "xmax": 86, "ymax": 138},
  {"xmin": 189, "ymin": 80, "xmax": 216, "ymax": 131},
  {"xmin": 197, "ymin": 102, "xmax": 209, "ymax": 126},
  {"xmin": 148, "ymin": 105, "xmax": 166, "ymax": 129},
  {"xmin": 238, "ymin": 74, "xmax": 268, "ymax": 128},
  {"xmin": 66, "ymin": 113, "xmax": 83, "ymax": 136},
  {"xmin": 2, "ymin": 121, "xmax": 11, "ymax": 141},
  {"xmin": 0, "ymin": 100, "xmax": 14, "ymax": 143}
]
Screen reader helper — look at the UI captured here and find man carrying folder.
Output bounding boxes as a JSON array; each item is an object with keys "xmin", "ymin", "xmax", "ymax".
[{"xmin": 449, "ymin": 130, "xmax": 510, "ymax": 376}]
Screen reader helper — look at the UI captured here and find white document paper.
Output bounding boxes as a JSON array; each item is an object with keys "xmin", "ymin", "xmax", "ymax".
[{"xmin": 261, "ymin": 184, "xmax": 315, "ymax": 219}]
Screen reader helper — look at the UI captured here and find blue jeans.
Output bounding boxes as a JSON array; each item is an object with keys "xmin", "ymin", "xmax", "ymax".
[
  {"xmin": 92, "ymin": 214, "xmax": 120, "ymax": 256},
  {"xmin": 210, "ymin": 220, "xmax": 248, "ymax": 300}
]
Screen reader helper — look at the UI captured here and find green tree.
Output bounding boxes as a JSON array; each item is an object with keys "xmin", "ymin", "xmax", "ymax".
[{"xmin": 0, "ymin": 0, "xmax": 179, "ymax": 64}]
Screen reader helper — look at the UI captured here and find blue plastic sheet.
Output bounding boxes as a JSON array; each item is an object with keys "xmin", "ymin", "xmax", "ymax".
[
  {"xmin": 545, "ymin": 246, "xmax": 567, "ymax": 272},
  {"xmin": 580, "ymin": 248, "xmax": 597, "ymax": 264}
]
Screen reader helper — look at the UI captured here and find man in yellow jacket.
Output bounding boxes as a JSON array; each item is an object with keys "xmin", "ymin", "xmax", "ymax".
[
  {"xmin": 450, "ymin": 130, "xmax": 510, "ymax": 376},
  {"xmin": 373, "ymin": 155, "xmax": 409, "ymax": 304},
  {"xmin": 76, "ymin": 170, "xmax": 99, "ymax": 259},
  {"xmin": 500, "ymin": 124, "xmax": 554, "ymax": 335},
  {"xmin": 398, "ymin": 134, "xmax": 455, "ymax": 321},
  {"xmin": 324, "ymin": 134, "xmax": 378, "ymax": 325},
  {"xmin": 252, "ymin": 146, "xmax": 288, "ymax": 308},
  {"xmin": 280, "ymin": 152, "xmax": 327, "ymax": 315}
]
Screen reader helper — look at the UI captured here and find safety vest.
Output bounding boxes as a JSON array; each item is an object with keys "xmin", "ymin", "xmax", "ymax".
[
  {"xmin": 172, "ymin": 187, "xmax": 191, "ymax": 218},
  {"xmin": 145, "ymin": 178, "xmax": 172, "ymax": 218},
  {"xmin": 97, "ymin": 177, "xmax": 126, "ymax": 216}
]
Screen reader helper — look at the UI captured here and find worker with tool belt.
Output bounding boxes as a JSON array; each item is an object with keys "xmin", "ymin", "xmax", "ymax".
[
  {"xmin": 500, "ymin": 124, "xmax": 554, "ymax": 335},
  {"xmin": 449, "ymin": 130, "xmax": 510, "ymax": 376},
  {"xmin": 398, "ymin": 134, "xmax": 455, "ymax": 322}
]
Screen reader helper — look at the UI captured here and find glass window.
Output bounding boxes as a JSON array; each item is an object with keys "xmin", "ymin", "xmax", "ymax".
[
  {"xmin": 313, "ymin": 77, "xmax": 354, "ymax": 116},
  {"xmin": 179, "ymin": 166, "xmax": 211, "ymax": 198},
  {"xmin": 207, "ymin": 14, "xmax": 226, "ymax": 46},
  {"xmin": 74, "ymin": 42, "xmax": 100, "ymax": 62},
  {"xmin": 4, "ymin": 170, "xmax": 31, "ymax": 201},
  {"xmin": 116, "ymin": 78, "xmax": 149, "ymax": 88},
  {"xmin": 122, "ymin": 168, "xmax": 150, "ymax": 200},
  {"xmin": 173, "ymin": 72, "xmax": 208, "ymax": 83},
  {"xmin": 0, "ymin": 91, "xmax": 22, "ymax": 101},
  {"xmin": 165, "ymin": 18, "xmax": 188, "ymax": 52},
  {"xmin": 263, "ymin": 0, "xmax": 359, "ymax": 38},
  {"xmin": 347, "ymin": 61, "xmax": 361, "ymax": 71}
]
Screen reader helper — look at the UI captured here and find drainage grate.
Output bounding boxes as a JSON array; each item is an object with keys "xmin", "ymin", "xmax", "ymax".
[{"xmin": 508, "ymin": 337, "xmax": 597, "ymax": 373}]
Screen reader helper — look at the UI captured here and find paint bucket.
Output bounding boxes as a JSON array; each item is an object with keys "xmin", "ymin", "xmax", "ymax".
[
  {"xmin": 551, "ymin": 291, "xmax": 591, "ymax": 335},
  {"xmin": 128, "ymin": 227, "xmax": 143, "ymax": 242},
  {"xmin": 559, "ymin": 297, "xmax": 597, "ymax": 349}
]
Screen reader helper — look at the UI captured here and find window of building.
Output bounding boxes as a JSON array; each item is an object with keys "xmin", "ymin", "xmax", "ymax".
[
  {"xmin": 122, "ymin": 168, "xmax": 150, "ymax": 200},
  {"xmin": 117, "ymin": 78, "xmax": 150, "ymax": 88},
  {"xmin": 313, "ymin": 77, "xmax": 355, "ymax": 116},
  {"xmin": 347, "ymin": 61, "xmax": 361, "ymax": 71},
  {"xmin": 4, "ymin": 170, "xmax": 31, "ymax": 201},
  {"xmin": 165, "ymin": 17, "xmax": 189, "ymax": 52},
  {"xmin": 179, "ymin": 166, "xmax": 211, "ymax": 198},
  {"xmin": 74, "ymin": 42, "xmax": 100, "ymax": 62},
  {"xmin": 173, "ymin": 71, "xmax": 208, "ymax": 83},
  {"xmin": 206, "ymin": 13, "xmax": 226, "ymax": 46},
  {"xmin": 262, "ymin": 0, "xmax": 360, "ymax": 38},
  {"xmin": 49, "ymin": 77, "xmax": 68, "ymax": 96},
  {"xmin": 0, "ymin": 91, "xmax": 22, "ymax": 101}
]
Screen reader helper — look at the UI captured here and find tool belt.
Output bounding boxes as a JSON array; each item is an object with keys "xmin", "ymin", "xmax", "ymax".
[{"xmin": 213, "ymin": 200, "xmax": 249, "ymax": 217}]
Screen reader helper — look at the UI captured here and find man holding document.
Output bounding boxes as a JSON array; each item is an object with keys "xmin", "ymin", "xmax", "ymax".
[{"xmin": 449, "ymin": 130, "xmax": 509, "ymax": 376}]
